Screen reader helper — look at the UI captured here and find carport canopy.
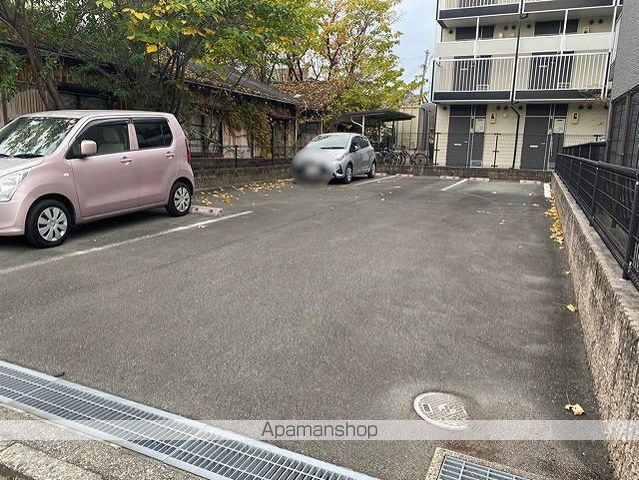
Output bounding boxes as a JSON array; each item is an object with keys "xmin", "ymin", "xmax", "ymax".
[{"xmin": 337, "ymin": 109, "xmax": 414, "ymax": 132}]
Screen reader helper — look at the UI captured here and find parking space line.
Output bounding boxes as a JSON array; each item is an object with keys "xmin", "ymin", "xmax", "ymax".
[
  {"xmin": 352, "ymin": 174, "xmax": 399, "ymax": 187},
  {"xmin": 441, "ymin": 178, "xmax": 468, "ymax": 191},
  {"xmin": 0, "ymin": 211, "xmax": 253, "ymax": 276}
]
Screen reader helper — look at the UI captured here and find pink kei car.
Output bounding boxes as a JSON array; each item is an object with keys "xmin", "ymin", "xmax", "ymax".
[{"xmin": 0, "ymin": 111, "xmax": 195, "ymax": 247}]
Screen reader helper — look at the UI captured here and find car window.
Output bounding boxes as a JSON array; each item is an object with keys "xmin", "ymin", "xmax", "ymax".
[
  {"xmin": 70, "ymin": 122, "xmax": 129, "ymax": 157},
  {"xmin": 353, "ymin": 137, "xmax": 366, "ymax": 150},
  {"xmin": 0, "ymin": 117, "xmax": 78, "ymax": 158},
  {"xmin": 135, "ymin": 120, "xmax": 173, "ymax": 149},
  {"xmin": 360, "ymin": 137, "xmax": 370, "ymax": 148}
]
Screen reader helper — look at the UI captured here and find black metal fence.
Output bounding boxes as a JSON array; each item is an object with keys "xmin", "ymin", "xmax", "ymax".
[
  {"xmin": 561, "ymin": 142, "xmax": 607, "ymax": 162},
  {"xmin": 431, "ymin": 133, "xmax": 605, "ymax": 170},
  {"xmin": 190, "ymin": 144, "xmax": 297, "ymax": 170},
  {"xmin": 555, "ymin": 154, "xmax": 639, "ymax": 288}
]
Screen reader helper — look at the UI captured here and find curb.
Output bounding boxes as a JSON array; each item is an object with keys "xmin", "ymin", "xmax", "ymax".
[
  {"xmin": 520, "ymin": 179, "xmax": 542, "ymax": 185},
  {"xmin": 0, "ymin": 443, "xmax": 101, "ymax": 480},
  {"xmin": 191, "ymin": 205, "xmax": 223, "ymax": 216},
  {"xmin": 469, "ymin": 177, "xmax": 490, "ymax": 182},
  {"xmin": 440, "ymin": 175, "xmax": 460, "ymax": 180}
]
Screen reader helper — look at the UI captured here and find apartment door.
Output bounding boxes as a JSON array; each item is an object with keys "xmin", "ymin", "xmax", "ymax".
[
  {"xmin": 446, "ymin": 106, "xmax": 486, "ymax": 167},
  {"xmin": 521, "ymin": 105, "xmax": 566, "ymax": 170},
  {"xmin": 446, "ymin": 116, "xmax": 471, "ymax": 167}
]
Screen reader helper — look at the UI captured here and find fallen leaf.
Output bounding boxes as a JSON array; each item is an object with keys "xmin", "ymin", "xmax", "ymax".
[{"xmin": 565, "ymin": 403, "xmax": 585, "ymax": 416}]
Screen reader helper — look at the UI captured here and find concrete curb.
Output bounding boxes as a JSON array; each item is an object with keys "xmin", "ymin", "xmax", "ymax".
[
  {"xmin": 553, "ymin": 173, "xmax": 639, "ymax": 480},
  {"xmin": 0, "ymin": 405, "xmax": 199, "ymax": 480},
  {"xmin": 0, "ymin": 443, "xmax": 101, "ymax": 480},
  {"xmin": 191, "ymin": 205, "xmax": 223, "ymax": 216}
]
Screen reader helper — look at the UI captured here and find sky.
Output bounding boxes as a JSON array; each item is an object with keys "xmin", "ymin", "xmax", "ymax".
[{"xmin": 394, "ymin": 0, "xmax": 439, "ymax": 87}]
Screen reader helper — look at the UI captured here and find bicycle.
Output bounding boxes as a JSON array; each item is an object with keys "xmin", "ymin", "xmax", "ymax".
[{"xmin": 394, "ymin": 145, "xmax": 429, "ymax": 166}]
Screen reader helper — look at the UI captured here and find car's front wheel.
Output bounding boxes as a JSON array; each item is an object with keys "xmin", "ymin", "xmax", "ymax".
[
  {"xmin": 166, "ymin": 181, "xmax": 192, "ymax": 216},
  {"xmin": 344, "ymin": 164, "xmax": 353, "ymax": 184},
  {"xmin": 367, "ymin": 161, "xmax": 376, "ymax": 178},
  {"xmin": 26, "ymin": 199, "xmax": 71, "ymax": 248}
]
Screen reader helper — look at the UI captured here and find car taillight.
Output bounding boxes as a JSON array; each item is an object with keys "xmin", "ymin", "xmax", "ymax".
[{"xmin": 185, "ymin": 138, "xmax": 192, "ymax": 165}]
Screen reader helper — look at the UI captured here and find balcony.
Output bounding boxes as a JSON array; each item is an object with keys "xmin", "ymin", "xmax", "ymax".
[
  {"xmin": 438, "ymin": 0, "xmax": 519, "ymax": 23},
  {"xmin": 432, "ymin": 56, "xmax": 515, "ymax": 101},
  {"xmin": 438, "ymin": 0, "xmax": 620, "ymax": 23},
  {"xmin": 515, "ymin": 52, "xmax": 609, "ymax": 100},
  {"xmin": 432, "ymin": 52, "xmax": 610, "ymax": 102},
  {"xmin": 435, "ymin": 32, "xmax": 614, "ymax": 58},
  {"xmin": 524, "ymin": 0, "xmax": 621, "ymax": 14}
]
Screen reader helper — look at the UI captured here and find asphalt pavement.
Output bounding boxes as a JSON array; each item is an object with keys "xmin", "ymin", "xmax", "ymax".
[{"xmin": 0, "ymin": 175, "xmax": 613, "ymax": 479}]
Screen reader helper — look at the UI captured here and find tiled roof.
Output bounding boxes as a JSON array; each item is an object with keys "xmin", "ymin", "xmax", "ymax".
[
  {"xmin": 273, "ymin": 80, "xmax": 345, "ymax": 111},
  {"xmin": 186, "ymin": 65, "xmax": 299, "ymax": 106}
]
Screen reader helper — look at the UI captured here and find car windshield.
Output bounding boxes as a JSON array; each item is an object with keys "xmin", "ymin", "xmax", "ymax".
[
  {"xmin": 307, "ymin": 135, "xmax": 349, "ymax": 150},
  {"xmin": 0, "ymin": 117, "xmax": 78, "ymax": 158}
]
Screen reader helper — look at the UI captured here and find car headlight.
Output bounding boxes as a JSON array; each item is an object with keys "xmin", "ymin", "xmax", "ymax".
[{"xmin": 0, "ymin": 170, "xmax": 29, "ymax": 202}]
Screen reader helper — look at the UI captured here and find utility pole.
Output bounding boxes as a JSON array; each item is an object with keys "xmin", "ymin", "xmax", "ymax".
[{"xmin": 418, "ymin": 50, "xmax": 431, "ymax": 103}]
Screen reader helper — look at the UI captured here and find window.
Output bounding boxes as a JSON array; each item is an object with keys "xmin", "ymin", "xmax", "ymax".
[
  {"xmin": 70, "ymin": 122, "xmax": 129, "ymax": 157},
  {"xmin": 455, "ymin": 26, "xmax": 494, "ymax": 41},
  {"xmin": 134, "ymin": 120, "xmax": 173, "ymax": 149},
  {"xmin": 534, "ymin": 20, "xmax": 578, "ymax": 36},
  {"xmin": 624, "ymin": 92, "xmax": 639, "ymax": 168},
  {"xmin": 0, "ymin": 117, "xmax": 78, "ymax": 157}
]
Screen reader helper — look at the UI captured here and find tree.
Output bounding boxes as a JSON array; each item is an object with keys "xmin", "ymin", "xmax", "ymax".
[
  {"xmin": 280, "ymin": 0, "xmax": 416, "ymax": 125},
  {"xmin": 96, "ymin": 0, "xmax": 315, "ymax": 116},
  {"xmin": 0, "ymin": 0, "xmax": 316, "ymax": 117}
]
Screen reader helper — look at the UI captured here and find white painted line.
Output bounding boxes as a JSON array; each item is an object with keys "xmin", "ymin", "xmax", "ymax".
[
  {"xmin": 0, "ymin": 211, "xmax": 253, "ymax": 276},
  {"xmin": 441, "ymin": 178, "xmax": 468, "ymax": 191},
  {"xmin": 544, "ymin": 183, "xmax": 552, "ymax": 199},
  {"xmin": 351, "ymin": 174, "xmax": 399, "ymax": 186}
]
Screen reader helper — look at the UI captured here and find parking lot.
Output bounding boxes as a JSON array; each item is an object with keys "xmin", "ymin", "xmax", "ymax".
[{"xmin": 0, "ymin": 175, "xmax": 612, "ymax": 480}]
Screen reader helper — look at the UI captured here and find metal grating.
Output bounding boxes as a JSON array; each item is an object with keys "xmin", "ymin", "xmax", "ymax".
[
  {"xmin": 438, "ymin": 455, "xmax": 530, "ymax": 480},
  {"xmin": 0, "ymin": 361, "xmax": 375, "ymax": 480}
]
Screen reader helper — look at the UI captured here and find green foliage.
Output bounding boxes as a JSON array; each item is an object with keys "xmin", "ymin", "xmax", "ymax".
[
  {"xmin": 223, "ymin": 98, "xmax": 272, "ymax": 145},
  {"xmin": 282, "ymin": 0, "xmax": 417, "ymax": 125},
  {"xmin": 0, "ymin": 47, "xmax": 23, "ymax": 100}
]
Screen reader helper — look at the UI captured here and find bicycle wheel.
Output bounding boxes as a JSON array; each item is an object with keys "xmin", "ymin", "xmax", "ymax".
[{"xmin": 413, "ymin": 153, "xmax": 428, "ymax": 165}]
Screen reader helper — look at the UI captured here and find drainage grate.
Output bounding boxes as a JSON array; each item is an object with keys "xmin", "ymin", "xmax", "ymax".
[
  {"xmin": 0, "ymin": 362, "xmax": 375, "ymax": 480},
  {"xmin": 413, "ymin": 392, "xmax": 469, "ymax": 430},
  {"xmin": 438, "ymin": 455, "xmax": 530, "ymax": 480}
]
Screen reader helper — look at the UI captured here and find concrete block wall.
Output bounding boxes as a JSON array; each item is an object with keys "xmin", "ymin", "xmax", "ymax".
[{"xmin": 553, "ymin": 174, "xmax": 639, "ymax": 480}]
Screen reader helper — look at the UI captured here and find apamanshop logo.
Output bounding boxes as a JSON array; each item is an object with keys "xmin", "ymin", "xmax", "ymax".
[{"xmin": 261, "ymin": 421, "xmax": 378, "ymax": 440}]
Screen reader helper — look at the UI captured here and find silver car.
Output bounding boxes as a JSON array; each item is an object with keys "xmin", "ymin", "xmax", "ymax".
[{"xmin": 292, "ymin": 133, "xmax": 376, "ymax": 184}]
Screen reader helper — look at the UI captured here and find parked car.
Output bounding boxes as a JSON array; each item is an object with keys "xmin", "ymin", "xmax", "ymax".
[
  {"xmin": 0, "ymin": 111, "xmax": 194, "ymax": 248},
  {"xmin": 292, "ymin": 133, "xmax": 376, "ymax": 184}
]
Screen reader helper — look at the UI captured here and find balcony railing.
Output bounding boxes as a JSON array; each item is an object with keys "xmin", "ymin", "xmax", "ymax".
[
  {"xmin": 433, "ymin": 52, "xmax": 610, "ymax": 100},
  {"xmin": 435, "ymin": 32, "xmax": 614, "ymax": 58},
  {"xmin": 433, "ymin": 57, "xmax": 514, "ymax": 93},
  {"xmin": 515, "ymin": 52, "xmax": 609, "ymax": 93},
  {"xmin": 439, "ymin": 0, "xmax": 517, "ymax": 9}
]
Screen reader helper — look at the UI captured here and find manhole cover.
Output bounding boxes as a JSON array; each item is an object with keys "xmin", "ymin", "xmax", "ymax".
[{"xmin": 414, "ymin": 392, "xmax": 469, "ymax": 430}]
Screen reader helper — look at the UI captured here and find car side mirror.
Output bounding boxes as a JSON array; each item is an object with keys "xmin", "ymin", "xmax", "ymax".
[
  {"xmin": 351, "ymin": 144, "xmax": 359, "ymax": 153},
  {"xmin": 80, "ymin": 140, "xmax": 97, "ymax": 157}
]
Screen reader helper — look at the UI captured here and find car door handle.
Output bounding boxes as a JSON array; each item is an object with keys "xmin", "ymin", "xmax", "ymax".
[
  {"xmin": 120, "ymin": 156, "xmax": 133, "ymax": 164},
  {"xmin": 165, "ymin": 151, "xmax": 175, "ymax": 158}
]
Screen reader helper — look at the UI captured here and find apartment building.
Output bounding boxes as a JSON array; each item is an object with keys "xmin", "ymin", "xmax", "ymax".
[{"xmin": 431, "ymin": 0, "xmax": 623, "ymax": 170}]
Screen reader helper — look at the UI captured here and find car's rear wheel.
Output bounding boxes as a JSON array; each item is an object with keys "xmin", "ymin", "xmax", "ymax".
[
  {"xmin": 26, "ymin": 199, "xmax": 71, "ymax": 248},
  {"xmin": 344, "ymin": 164, "xmax": 353, "ymax": 184},
  {"xmin": 367, "ymin": 161, "xmax": 376, "ymax": 178},
  {"xmin": 167, "ymin": 181, "xmax": 192, "ymax": 217}
]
